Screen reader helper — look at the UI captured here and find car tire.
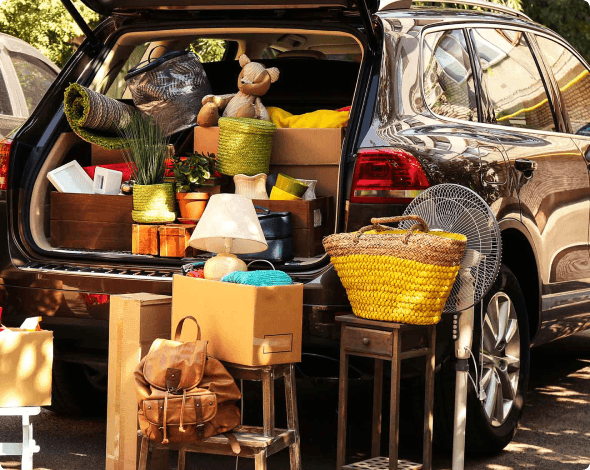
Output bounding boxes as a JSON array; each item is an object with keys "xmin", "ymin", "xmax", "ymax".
[
  {"xmin": 435, "ymin": 264, "xmax": 530, "ymax": 454},
  {"xmin": 49, "ymin": 360, "xmax": 107, "ymax": 417}
]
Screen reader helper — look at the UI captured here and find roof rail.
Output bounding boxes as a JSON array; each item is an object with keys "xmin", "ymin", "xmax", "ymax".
[{"xmin": 379, "ymin": 0, "xmax": 532, "ymax": 21}]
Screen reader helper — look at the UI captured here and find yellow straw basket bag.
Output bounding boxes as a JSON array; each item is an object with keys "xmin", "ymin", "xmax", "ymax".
[{"xmin": 322, "ymin": 215, "xmax": 467, "ymax": 325}]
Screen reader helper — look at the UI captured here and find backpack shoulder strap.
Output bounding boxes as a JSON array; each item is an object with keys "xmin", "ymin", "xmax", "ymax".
[{"xmin": 174, "ymin": 316, "xmax": 201, "ymax": 341}]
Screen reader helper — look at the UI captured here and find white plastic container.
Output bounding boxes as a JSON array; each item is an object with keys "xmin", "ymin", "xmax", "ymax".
[
  {"xmin": 47, "ymin": 161, "xmax": 94, "ymax": 194},
  {"xmin": 93, "ymin": 166, "xmax": 123, "ymax": 195}
]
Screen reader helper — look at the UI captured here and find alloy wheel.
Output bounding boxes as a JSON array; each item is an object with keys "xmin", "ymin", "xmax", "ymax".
[{"xmin": 478, "ymin": 292, "xmax": 521, "ymax": 427}]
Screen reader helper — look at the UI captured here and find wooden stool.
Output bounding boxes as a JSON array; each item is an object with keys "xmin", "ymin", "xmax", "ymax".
[
  {"xmin": 336, "ymin": 315, "xmax": 436, "ymax": 470},
  {"xmin": 138, "ymin": 362, "xmax": 301, "ymax": 470}
]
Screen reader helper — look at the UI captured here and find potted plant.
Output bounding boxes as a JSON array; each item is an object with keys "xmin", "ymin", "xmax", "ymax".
[
  {"xmin": 173, "ymin": 151, "xmax": 221, "ymax": 221},
  {"xmin": 119, "ymin": 113, "xmax": 176, "ymax": 224}
]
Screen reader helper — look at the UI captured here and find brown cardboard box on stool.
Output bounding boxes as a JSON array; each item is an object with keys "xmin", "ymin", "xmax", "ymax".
[
  {"xmin": 0, "ymin": 328, "xmax": 53, "ymax": 407},
  {"xmin": 106, "ymin": 293, "xmax": 172, "ymax": 470},
  {"xmin": 172, "ymin": 274, "xmax": 303, "ymax": 366}
]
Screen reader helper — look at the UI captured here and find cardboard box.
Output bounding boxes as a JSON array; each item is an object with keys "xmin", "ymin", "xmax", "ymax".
[
  {"xmin": 106, "ymin": 293, "xmax": 171, "ymax": 470},
  {"xmin": 194, "ymin": 126, "xmax": 343, "ymax": 199},
  {"xmin": 0, "ymin": 329, "xmax": 53, "ymax": 407},
  {"xmin": 50, "ymin": 192, "xmax": 133, "ymax": 251},
  {"xmin": 172, "ymin": 275, "xmax": 303, "ymax": 366},
  {"xmin": 252, "ymin": 196, "xmax": 334, "ymax": 257},
  {"xmin": 91, "ymin": 144, "xmax": 127, "ymax": 166}
]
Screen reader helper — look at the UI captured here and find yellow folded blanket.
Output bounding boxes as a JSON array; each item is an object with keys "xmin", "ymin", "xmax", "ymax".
[{"xmin": 267, "ymin": 107, "xmax": 349, "ymax": 129}]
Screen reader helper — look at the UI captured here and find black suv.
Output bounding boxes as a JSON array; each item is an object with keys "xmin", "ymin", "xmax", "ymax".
[{"xmin": 3, "ymin": 0, "xmax": 590, "ymax": 453}]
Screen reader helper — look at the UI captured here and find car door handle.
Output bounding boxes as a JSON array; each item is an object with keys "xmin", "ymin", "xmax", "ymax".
[{"xmin": 514, "ymin": 159, "xmax": 538, "ymax": 173}]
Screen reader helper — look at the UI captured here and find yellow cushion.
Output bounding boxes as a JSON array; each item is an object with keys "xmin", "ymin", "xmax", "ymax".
[{"xmin": 267, "ymin": 107, "xmax": 350, "ymax": 129}]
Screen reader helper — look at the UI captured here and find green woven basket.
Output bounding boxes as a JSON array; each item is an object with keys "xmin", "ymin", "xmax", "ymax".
[
  {"xmin": 217, "ymin": 117, "xmax": 276, "ymax": 176},
  {"xmin": 132, "ymin": 183, "xmax": 176, "ymax": 224}
]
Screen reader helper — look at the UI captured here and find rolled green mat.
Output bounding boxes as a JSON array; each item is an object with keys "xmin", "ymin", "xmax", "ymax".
[{"xmin": 64, "ymin": 83, "xmax": 136, "ymax": 150}]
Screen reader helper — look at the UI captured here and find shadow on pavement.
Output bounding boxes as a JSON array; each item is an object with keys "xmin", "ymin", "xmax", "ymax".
[{"xmin": 0, "ymin": 333, "xmax": 589, "ymax": 469}]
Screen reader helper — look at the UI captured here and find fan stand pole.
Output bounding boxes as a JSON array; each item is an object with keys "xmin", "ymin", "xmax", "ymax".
[{"xmin": 452, "ymin": 306, "xmax": 474, "ymax": 470}]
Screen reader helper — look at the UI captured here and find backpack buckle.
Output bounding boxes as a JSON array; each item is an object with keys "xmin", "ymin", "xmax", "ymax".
[
  {"xmin": 196, "ymin": 424, "xmax": 205, "ymax": 439},
  {"xmin": 165, "ymin": 368, "xmax": 181, "ymax": 392}
]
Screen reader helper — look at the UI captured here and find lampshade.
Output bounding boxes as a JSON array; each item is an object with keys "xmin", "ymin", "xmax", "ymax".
[{"xmin": 189, "ymin": 193, "xmax": 268, "ymax": 254}]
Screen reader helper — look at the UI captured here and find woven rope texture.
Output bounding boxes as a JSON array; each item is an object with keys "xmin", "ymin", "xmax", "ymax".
[
  {"xmin": 217, "ymin": 117, "xmax": 276, "ymax": 176},
  {"xmin": 323, "ymin": 216, "xmax": 466, "ymax": 324}
]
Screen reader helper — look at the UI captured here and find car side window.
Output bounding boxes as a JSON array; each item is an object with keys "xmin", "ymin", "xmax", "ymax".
[
  {"xmin": 535, "ymin": 35, "xmax": 590, "ymax": 136},
  {"xmin": 471, "ymin": 28, "xmax": 556, "ymax": 132},
  {"xmin": 423, "ymin": 29, "xmax": 478, "ymax": 122},
  {"xmin": 8, "ymin": 51, "xmax": 56, "ymax": 114},
  {"xmin": 0, "ymin": 68, "xmax": 12, "ymax": 116}
]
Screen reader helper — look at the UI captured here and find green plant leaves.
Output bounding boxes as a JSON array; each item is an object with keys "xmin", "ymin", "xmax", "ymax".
[
  {"xmin": 173, "ymin": 152, "xmax": 216, "ymax": 192},
  {"xmin": 117, "ymin": 113, "xmax": 169, "ymax": 186}
]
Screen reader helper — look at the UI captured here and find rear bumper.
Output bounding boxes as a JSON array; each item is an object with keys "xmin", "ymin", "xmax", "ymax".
[{"xmin": 1, "ymin": 263, "xmax": 351, "ymax": 356}]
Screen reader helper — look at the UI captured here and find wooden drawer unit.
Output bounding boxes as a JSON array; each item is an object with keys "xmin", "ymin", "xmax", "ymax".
[{"xmin": 342, "ymin": 327, "xmax": 393, "ymax": 357}]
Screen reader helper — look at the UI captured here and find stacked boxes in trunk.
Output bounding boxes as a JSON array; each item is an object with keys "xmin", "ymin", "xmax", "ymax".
[{"xmin": 49, "ymin": 127, "xmax": 341, "ymax": 258}]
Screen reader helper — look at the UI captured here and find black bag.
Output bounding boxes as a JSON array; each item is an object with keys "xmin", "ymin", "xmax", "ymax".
[
  {"xmin": 243, "ymin": 206, "xmax": 294, "ymax": 262},
  {"xmin": 125, "ymin": 48, "xmax": 212, "ymax": 136}
]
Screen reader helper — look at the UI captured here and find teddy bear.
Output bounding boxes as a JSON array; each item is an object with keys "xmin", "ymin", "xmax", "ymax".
[{"xmin": 196, "ymin": 54, "xmax": 279, "ymax": 127}]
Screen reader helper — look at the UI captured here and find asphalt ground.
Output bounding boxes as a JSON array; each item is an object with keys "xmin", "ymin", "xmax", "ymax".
[{"xmin": 1, "ymin": 330, "xmax": 589, "ymax": 470}]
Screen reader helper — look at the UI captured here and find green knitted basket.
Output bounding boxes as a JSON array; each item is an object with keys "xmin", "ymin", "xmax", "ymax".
[
  {"xmin": 217, "ymin": 117, "xmax": 276, "ymax": 176},
  {"xmin": 132, "ymin": 183, "xmax": 176, "ymax": 224}
]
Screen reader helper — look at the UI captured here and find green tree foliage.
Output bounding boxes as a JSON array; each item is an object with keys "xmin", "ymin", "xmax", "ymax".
[
  {"xmin": 189, "ymin": 39, "xmax": 227, "ymax": 63},
  {"xmin": 522, "ymin": 0, "xmax": 590, "ymax": 63},
  {"xmin": 0, "ymin": 0, "xmax": 100, "ymax": 68},
  {"xmin": 425, "ymin": 0, "xmax": 590, "ymax": 62},
  {"xmin": 1, "ymin": 0, "xmax": 589, "ymax": 70}
]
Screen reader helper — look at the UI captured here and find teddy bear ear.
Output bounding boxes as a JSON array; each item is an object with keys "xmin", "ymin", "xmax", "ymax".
[
  {"xmin": 266, "ymin": 67, "xmax": 280, "ymax": 83},
  {"xmin": 239, "ymin": 54, "xmax": 251, "ymax": 67}
]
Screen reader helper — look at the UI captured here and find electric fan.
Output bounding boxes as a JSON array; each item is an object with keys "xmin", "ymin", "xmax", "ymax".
[{"xmin": 401, "ymin": 184, "xmax": 502, "ymax": 470}]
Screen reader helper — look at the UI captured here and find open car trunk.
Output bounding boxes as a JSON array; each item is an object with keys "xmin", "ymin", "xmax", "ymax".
[{"xmin": 27, "ymin": 24, "xmax": 366, "ymax": 270}]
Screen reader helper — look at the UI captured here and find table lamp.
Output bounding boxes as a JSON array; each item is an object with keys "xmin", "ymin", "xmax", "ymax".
[{"xmin": 189, "ymin": 193, "xmax": 268, "ymax": 280}]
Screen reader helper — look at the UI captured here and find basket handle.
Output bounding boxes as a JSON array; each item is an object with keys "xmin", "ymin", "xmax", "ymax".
[{"xmin": 354, "ymin": 215, "xmax": 429, "ymax": 244}]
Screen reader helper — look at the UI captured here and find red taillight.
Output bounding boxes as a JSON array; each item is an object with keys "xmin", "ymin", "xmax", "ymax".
[
  {"xmin": 350, "ymin": 149, "xmax": 430, "ymax": 204},
  {"xmin": 0, "ymin": 139, "xmax": 12, "ymax": 191}
]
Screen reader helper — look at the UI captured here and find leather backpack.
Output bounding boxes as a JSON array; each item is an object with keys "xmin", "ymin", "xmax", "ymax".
[{"xmin": 134, "ymin": 316, "xmax": 241, "ymax": 444}]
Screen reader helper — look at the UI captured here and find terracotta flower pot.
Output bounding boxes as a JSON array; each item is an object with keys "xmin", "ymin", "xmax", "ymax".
[{"xmin": 176, "ymin": 192, "xmax": 210, "ymax": 221}]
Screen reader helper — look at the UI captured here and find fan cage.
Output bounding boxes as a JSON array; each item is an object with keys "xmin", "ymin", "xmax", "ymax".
[{"xmin": 400, "ymin": 184, "xmax": 501, "ymax": 313}]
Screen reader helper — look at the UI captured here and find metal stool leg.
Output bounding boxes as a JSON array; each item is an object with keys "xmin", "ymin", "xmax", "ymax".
[
  {"xmin": 138, "ymin": 435, "xmax": 149, "ymax": 470},
  {"xmin": 285, "ymin": 363, "xmax": 301, "ymax": 470}
]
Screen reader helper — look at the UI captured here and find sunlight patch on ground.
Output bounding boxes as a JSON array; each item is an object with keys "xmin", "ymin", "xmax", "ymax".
[
  {"xmin": 556, "ymin": 397, "xmax": 590, "ymax": 405},
  {"xmin": 505, "ymin": 442, "xmax": 553, "ymax": 455}
]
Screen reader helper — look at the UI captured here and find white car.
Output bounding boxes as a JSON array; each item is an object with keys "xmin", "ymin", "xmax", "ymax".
[{"xmin": 0, "ymin": 33, "xmax": 59, "ymax": 139}]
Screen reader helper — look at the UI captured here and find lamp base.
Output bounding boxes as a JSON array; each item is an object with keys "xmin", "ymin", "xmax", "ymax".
[{"xmin": 204, "ymin": 253, "xmax": 247, "ymax": 281}]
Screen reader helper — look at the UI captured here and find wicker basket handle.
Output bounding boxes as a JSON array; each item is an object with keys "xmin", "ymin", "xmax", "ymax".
[{"xmin": 354, "ymin": 215, "xmax": 429, "ymax": 244}]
